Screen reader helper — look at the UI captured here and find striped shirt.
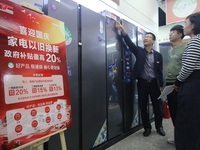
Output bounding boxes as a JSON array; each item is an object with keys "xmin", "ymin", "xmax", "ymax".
[{"xmin": 177, "ymin": 34, "xmax": 200, "ymax": 82}]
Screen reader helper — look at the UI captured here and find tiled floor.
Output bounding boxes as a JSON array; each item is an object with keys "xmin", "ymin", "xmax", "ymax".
[{"xmin": 106, "ymin": 119, "xmax": 176, "ymax": 150}]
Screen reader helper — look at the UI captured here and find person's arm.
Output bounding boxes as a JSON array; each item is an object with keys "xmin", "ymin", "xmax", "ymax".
[
  {"xmin": 116, "ymin": 20, "xmax": 138, "ymax": 56},
  {"xmin": 115, "ymin": 20, "xmax": 126, "ymax": 34}
]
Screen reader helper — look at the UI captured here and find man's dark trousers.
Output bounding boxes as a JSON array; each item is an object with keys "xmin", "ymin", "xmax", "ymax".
[{"xmin": 138, "ymin": 78, "xmax": 163, "ymax": 130}]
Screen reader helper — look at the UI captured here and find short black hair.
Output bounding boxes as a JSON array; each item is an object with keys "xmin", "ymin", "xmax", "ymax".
[
  {"xmin": 170, "ymin": 25, "xmax": 185, "ymax": 39},
  {"xmin": 145, "ymin": 32, "xmax": 156, "ymax": 41},
  {"xmin": 186, "ymin": 12, "xmax": 200, "ymax": 35}
]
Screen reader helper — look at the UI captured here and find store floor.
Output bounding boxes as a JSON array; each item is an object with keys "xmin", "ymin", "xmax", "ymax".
[{"xmin": 106, "ymin": 118, "xmax": 176, "ymax": 150}]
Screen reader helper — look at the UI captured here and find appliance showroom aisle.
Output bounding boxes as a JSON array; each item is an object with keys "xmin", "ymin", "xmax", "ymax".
[{"xmin": 106, "ymin": 118, "xmax": 176, "ymax": 150}]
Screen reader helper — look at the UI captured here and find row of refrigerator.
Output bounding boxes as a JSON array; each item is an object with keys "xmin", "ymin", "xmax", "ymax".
[{"xmin": 42, "ymin": 0, "xmax": 154, "ymax": 150}]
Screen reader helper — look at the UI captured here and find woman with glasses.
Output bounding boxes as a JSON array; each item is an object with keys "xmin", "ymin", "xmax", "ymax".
[{"xmin": 173, "ymin": 12, "xmax": 200, "ymax": 150}]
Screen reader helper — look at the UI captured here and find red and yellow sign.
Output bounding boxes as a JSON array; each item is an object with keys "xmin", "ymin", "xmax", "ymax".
[
  {"xmin": 166, "ymin": 0, "xmax": 200, "ymax": 24},
  {"xmin": 0, "ymin": 1, "xmax": 71, "ymax": 149}
]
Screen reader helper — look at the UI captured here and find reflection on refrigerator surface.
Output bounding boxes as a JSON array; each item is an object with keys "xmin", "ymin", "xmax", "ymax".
[{"xmin": 106, "ymin": 16, "xmax": 123, "ymax": 139}]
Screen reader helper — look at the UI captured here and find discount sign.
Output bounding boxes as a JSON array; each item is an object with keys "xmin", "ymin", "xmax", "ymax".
[{"xmin": 0, "ymin": 1, "xmax": 72, "ymax": 150}]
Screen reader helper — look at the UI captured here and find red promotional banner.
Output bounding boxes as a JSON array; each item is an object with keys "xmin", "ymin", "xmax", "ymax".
[
  {"xmin": 166, "ymin": 0, "xmax": 200, "ymax": 24},
  {"xmin": 0, "ymin": 1, "xmax": 72, "ymax": 149}
]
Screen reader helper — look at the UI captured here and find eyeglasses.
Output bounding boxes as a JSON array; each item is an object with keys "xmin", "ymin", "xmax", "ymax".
[
  {"xmin": 169, "ymin": 31, "xmax": 175, "ymax": 34},
  {"xmin": 143, "ymin": 36, "xmax": 152, "ymax": 39}
]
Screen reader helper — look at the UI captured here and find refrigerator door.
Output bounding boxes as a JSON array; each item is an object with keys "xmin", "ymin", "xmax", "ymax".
[
  {"xmin": 121, "ymin": 19, "xmax": 138, "ymax": 131},
  {"xmin": 81, "ymin": 6, "xmax": 107, "ymax": 150},
  {"xmin": 43, "ymin": 0, "xmax": 79, "ymax": 150},
  {"xmin": 105, "ymin": 16, "xmax": 123, "ymax": 139}
]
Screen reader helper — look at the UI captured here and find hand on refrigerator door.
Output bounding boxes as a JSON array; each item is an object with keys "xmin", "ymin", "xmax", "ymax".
[{"xmin": 115, "ymin": 20, "xmax": 126, "ymax": 34}]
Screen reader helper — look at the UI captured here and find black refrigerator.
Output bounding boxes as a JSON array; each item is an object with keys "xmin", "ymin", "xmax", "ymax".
[
  {"xmin": 104, "ymin": 14, "xmax": 123, "ymax": 139},
  {"xmin": 121, "ymin": 19, "xmax": 139, "ymax": 131},
  {"xmin": 42, "ymin": 1, "xmax": 143, "ymax": 150},
  {"xmin": 43, "ymin": 0, "xmax": 80, "ymax": 150},
  {"xmin": 80, "ymin": 6, "xmax": 107, "ymax": 150}
]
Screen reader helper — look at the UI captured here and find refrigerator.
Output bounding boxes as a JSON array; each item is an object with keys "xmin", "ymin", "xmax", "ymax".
[
  {"xmin": 43, "ymin": 0, "xmax": 80, "ymax": 150},
  {"xmin": 104, "ymin": 14, "xmax": 123, "ymax": 139},
  {"xmin": 80, "ymin": 6, "xmax": 107, "ymax": 150},
  {"xmin": 44, "ymin": 2, "xmax": 107, "ymax": 149},
  {"xmin": 121, "ymin": 19, "xmax": 139, "ymax": 131}
]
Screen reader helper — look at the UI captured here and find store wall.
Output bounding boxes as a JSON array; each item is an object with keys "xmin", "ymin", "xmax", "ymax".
[
  {"xmin": 117, "ymin": 0, "xmax": 159, "ymax": 34},
  {"xmin": 117, "ymin": 0, "xmax": 159, "ymax": 50}
]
